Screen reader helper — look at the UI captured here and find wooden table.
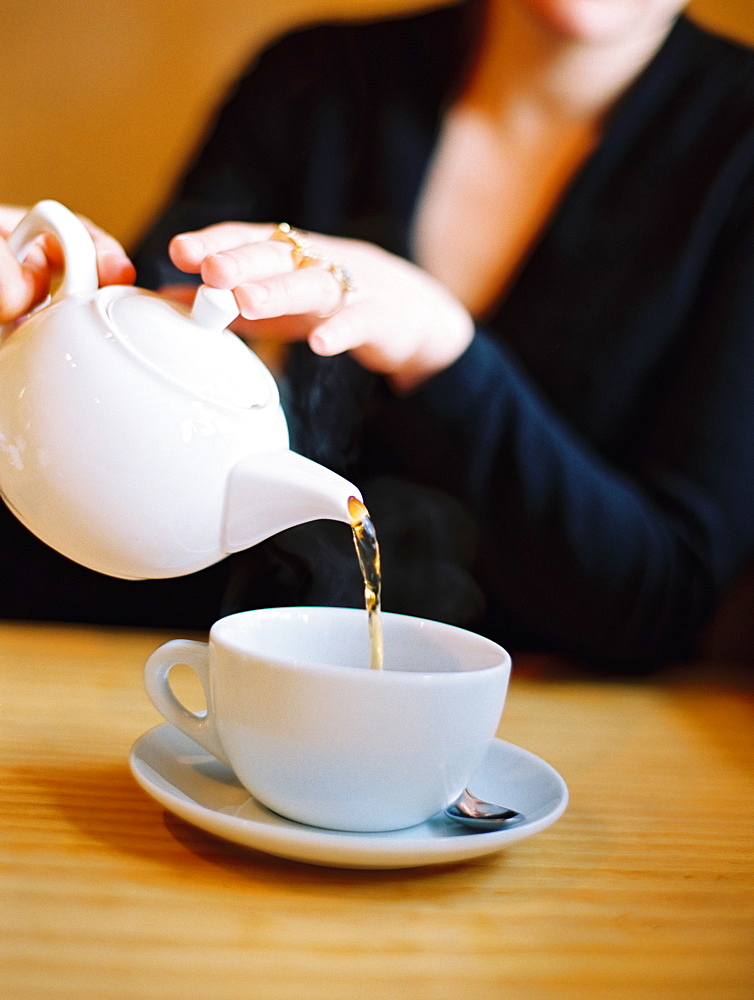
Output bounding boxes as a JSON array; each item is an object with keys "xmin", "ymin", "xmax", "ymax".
[{"xmin": 2, "ymin": 620, "xmax": 752, "ymax": 1000}]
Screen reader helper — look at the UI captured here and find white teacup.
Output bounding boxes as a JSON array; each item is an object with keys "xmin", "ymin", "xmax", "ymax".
[{"xmin": 144, "ymin": 606, "xmax": 511, "ymax": 832}]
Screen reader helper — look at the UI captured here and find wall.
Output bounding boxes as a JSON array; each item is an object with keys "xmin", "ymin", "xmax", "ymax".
[{"xmin": 1, "ymin": 0, "xmax": 752, "ymax": 249}]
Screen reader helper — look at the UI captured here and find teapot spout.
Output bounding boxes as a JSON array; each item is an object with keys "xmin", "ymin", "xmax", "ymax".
[{"xmin": 224, "ymin": 450, "xmax": 361, "ymax": 553}]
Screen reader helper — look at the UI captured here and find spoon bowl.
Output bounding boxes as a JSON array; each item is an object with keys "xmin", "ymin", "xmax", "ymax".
[{"xmin": 444, "ymin": 788, "xmax": 523, "ymax": 831}]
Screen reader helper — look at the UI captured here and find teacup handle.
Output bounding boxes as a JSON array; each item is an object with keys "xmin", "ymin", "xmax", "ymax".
[{"xmin": 144, "ymin": 639, "xmax": 230, "ymax": 766}]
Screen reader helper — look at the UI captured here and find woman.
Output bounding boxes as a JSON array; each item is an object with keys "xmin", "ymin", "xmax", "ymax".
[{"xmin": 3, "ymin": 0, "xmax": 754, "ymax": 664}]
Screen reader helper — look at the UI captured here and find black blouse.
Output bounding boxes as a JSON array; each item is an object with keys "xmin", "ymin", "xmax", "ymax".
[
  {"xmin": 4, "ymin": 3, "xmax": 753, "ymax": 665},
  {"xmin": 135, "ymin": 6, "xmax": 754, "ymax": 663}
]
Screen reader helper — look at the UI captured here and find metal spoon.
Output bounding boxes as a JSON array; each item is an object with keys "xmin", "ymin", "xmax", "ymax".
[{"xmin": 444, "ymin": 788, "xmax": 523, "ymax": 831}]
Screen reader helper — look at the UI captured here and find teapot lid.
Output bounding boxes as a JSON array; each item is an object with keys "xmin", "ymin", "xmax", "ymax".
[{"xmin": 103, "ymin": 286, "xmax": 271, "ymax": 409}]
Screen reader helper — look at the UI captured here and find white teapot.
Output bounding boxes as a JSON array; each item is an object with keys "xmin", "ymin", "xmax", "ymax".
[{"xmin": 0, "ymin": 200, "xmax": 361, "ymax": 579}]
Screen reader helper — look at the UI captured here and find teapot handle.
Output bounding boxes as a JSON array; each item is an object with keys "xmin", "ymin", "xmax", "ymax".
[{"xmin": 7, "ymin": 199, "xmax": 99, "ymax": 301}]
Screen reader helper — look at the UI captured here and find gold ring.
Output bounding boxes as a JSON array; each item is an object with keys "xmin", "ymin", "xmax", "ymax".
[
  {"xmin": 320, "ymin": 262, "xmax": 355, "ymax": 317},
  {"xmin": 270, "ymin": 222, "xmax": 321, "ymax": 268},
  {"xmin": 272, "ymin": 224, "xmax": 354, "ymax": 315}
]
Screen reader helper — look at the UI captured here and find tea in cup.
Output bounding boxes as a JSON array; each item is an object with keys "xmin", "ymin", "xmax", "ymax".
[{"xmin": 144, "ymin": 606, "xmax": 511, "ymax": 832}]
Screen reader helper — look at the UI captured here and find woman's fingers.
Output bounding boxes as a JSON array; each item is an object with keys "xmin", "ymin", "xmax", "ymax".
[
  {"xmin": 82, "ymin": 220, "xmax": 136, "ymax": 286},
  {"xmin": 171, "ymin": 221, "xmax": 351, "ymax": 321},
  {"xmin": 19, "ymin": 214, "xmax": 136, "ymax": 288},
  {"xmin": 0, "ymin": 205, "xmax": 134, "ymax": 326},
  {"xmin": 233, "ymin": 261, "xmax": 348, "ymax": 320},
  {"xmin": 0, "ymin": 237, "xmax": 49, "ymax": 323},
  {"xmin": 168, "ymin": 220, "xmax": 473, "ymax": 389},
  {"xmin": 170, "ymin": 223, "xmax": 277, "ymax": 273},
  {"xmin": 201, "ymin": 240, "xmax": 299, "ymax": 288},
  {"xmin": 308, "ymin": 309, "xmax": 364, "ymax": 356}
]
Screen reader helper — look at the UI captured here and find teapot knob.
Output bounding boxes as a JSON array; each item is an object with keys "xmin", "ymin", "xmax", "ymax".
[{"xmin": 191, "ymin": 286, "xmax": 239, "ymax": 333}]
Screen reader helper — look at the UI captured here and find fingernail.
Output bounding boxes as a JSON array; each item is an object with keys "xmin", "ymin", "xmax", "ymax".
[{"xmin": 172, "ymin": 233, "xmax": 196, "ymax": 250}]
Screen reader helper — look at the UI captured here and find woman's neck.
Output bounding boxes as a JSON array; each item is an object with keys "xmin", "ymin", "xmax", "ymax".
[{"xmin": 466, "ymin": 0, "xmax": 680, "ymax": 125}]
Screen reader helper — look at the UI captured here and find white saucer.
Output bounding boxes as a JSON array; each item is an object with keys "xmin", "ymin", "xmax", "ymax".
[{"xmin": 129, "ymin": 724, "xmax": 568, "ymax": 869}]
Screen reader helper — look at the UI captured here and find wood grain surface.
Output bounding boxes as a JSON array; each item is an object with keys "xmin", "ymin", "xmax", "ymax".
[{"xmin": 1, "ymin": 620, "xmax": 752, "ymax": 1000}]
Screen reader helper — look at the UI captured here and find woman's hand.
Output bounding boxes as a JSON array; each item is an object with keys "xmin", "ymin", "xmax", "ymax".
[
  {"xmin": 169, "ymin": 222, "xmax": 474, "ymax": 392},
  {"xmin": 0, "ymin": 205, "xmax": 135, "ymax": 324}
]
